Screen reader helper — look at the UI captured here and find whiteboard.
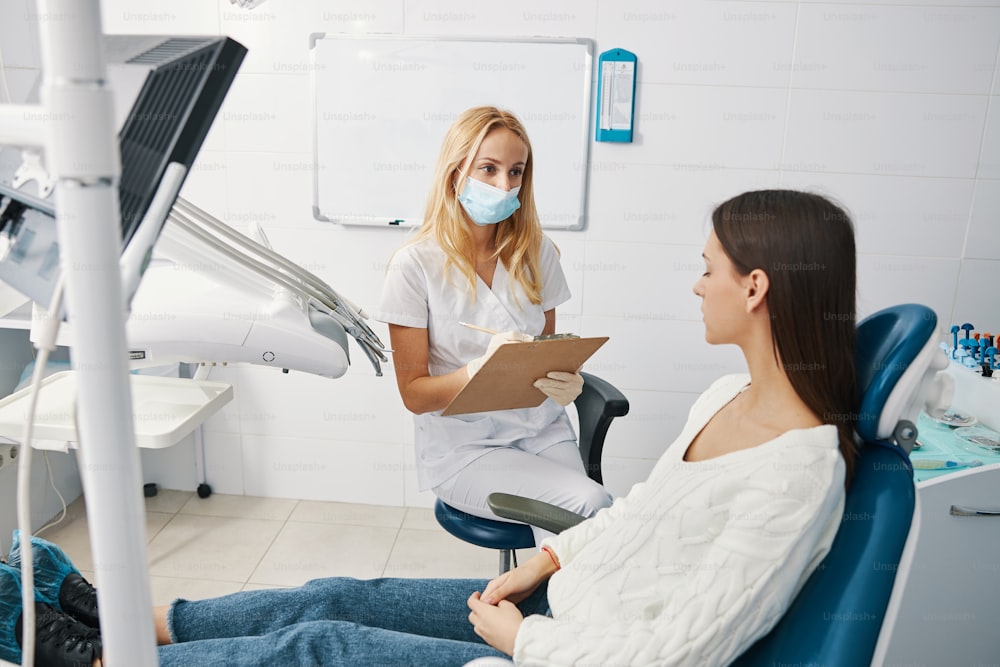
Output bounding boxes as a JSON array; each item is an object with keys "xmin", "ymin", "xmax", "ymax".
[{"xmin": 310, "ymin": 35, "xmax": 593, "ymax": 230}]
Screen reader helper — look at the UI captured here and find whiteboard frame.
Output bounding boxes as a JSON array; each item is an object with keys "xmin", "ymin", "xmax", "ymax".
[{"xmin": 309, "ymin": 34, "xmax": 594, "ymax": 231}]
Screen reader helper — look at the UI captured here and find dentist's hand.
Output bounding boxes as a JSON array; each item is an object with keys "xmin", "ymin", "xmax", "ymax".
[
  {"xmin": 533, "ymin": 371, "xmax": 584, "ymax": 406},
  {"xmin": 466, "ymin": 332, "xmax": 533, "ymax": 379}
]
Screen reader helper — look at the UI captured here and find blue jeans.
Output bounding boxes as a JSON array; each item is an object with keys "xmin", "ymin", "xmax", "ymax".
[{"xmin": 160, "ymin": 577, "xmax": 549, "ymax": 666}]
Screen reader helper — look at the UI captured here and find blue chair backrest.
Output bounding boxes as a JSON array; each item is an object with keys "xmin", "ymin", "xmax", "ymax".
[
  {"xmin": 855, "ymin": 304, "xmax": 939, "ymax": 444},
  {"xmin": 732, "ymin": 304, "xmax": 936, "ymax": 666}
]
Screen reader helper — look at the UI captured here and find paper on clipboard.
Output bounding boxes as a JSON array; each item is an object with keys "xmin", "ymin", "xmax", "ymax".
[{"xmin": 441, "ymin": 336, "xmax": 609, "ymax": 416}]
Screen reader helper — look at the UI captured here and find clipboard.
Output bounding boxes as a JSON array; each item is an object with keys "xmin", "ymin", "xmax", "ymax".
[{"xmin": 441, "ymin": 336, "xmax": 609, "ymax": 416}]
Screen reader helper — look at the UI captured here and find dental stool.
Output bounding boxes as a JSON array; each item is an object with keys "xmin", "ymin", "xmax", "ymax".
[{"xmin": 433, "ymin": 371, "xmax": 629, "ymax": 574}]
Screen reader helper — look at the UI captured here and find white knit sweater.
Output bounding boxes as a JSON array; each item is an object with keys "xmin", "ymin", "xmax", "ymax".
[{"xmin": 514, "ymin": 374, "xmax": 846, "ymax": 667}]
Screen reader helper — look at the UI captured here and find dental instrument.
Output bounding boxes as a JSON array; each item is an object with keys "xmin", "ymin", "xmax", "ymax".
[{"xmin": 910, "ymin": 459, "xmax": 983, "ymax": 470}]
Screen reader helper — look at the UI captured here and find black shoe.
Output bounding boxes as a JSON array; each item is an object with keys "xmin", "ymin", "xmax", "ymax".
[
  {"xmin": 59, "ymin": 573, "xmax": 100, "ymax": 629},
  {"xmin": 7, "ymin": 532, "xmax": 100, "ymax": 629},
  {"xmin": 16, "ymin": 601, "xmax": 102, "ymax": 667}
]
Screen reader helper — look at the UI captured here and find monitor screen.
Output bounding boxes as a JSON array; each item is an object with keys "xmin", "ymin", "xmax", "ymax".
[{"xmin": 0, "ymin": 34, "xmax": 246, "ymax": 310}]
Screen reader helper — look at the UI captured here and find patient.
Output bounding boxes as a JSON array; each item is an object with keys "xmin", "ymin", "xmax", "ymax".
[{"xmin": 0, "ymin": 189, "xmax": 858, "ymax": 666}]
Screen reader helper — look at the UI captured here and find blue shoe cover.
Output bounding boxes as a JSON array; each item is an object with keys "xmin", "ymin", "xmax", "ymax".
[
  {"xmin": 0, "ymin": 563, "xmax": 23, "ymax": 664},
  {"xmin": 7, "ymin": 530, "xmax": 80, "ymax": 609}
]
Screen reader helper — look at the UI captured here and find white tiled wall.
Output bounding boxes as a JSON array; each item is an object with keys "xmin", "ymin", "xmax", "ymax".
[{"xmin": 2, "ymin": 0, "xmax": 998, "ymax": 505}]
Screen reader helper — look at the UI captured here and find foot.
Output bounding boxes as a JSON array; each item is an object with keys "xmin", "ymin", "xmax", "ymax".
[
  {"xmin": 0, "ymin": 564, "xmax": 24, "ymax": 664},
  {"xmin": 16, "ymin": 601, "xmax": 102, "ymax": 667},
  {"xmin": 8, "ymin": 532, "xmax": 100, "ymax": 628},
  {"xmin": 58, "ymin": 572, "xmax": 100, "ymax": 629}
]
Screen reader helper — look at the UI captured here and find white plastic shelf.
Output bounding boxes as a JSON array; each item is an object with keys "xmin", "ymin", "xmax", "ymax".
[{"xmin": 0, "ymin": 371, "xmax": 232, "ymax": 449}]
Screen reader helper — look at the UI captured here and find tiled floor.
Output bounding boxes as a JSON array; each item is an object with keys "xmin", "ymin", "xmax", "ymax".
[{"xmin": 39, "ymin": 491, "xmax": 532, "ymax": 606}]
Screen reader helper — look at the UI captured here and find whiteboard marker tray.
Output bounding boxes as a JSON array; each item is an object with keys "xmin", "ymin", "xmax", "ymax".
[{"xmin": 0, "ymin": 371, "xmax": 233, "ymax": 450}]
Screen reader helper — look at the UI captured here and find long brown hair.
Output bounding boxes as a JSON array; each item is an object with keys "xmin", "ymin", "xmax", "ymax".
[
  {"xmin": 712, "ymin": 190, "xmax": 858, "ymax": 485},
  {"xmin": 409, "ymin": 106, "xmax": 544, "ymax": 305}
]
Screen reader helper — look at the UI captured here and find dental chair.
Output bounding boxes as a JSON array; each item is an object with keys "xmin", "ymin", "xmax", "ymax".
[
  {"xmin": 479, "ymin": 303, "xmax": 942, "ymax": 666},
  {"xmin": 730, "ymin": 302, "xmax": 940, "ymax": 665},
  {"xmin": 433, "ymin": 371, "xmax": 629, "ymax": 574}
]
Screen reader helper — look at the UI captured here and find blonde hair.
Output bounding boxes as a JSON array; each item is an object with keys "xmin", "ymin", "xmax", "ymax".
[{"xmin": 408, "ymin": 106, "xmax": 544, "ymax": 305}]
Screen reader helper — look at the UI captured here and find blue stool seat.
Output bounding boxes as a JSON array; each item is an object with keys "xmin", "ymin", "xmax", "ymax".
[
  {"xmin": 434, "ymin": 500, "xmax": 534, "ymax": 549},
  {"xmin": 434, "ymin": 499, "xmax": 534, "ymax": 572}
]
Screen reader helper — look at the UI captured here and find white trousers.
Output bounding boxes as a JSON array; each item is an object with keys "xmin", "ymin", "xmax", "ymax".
[{"xmin": 432, "ymin": 440, "xmax": 613, "ymax": 546}]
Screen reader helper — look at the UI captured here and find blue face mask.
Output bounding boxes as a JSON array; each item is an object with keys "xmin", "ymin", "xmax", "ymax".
[{"xmin": 457, "ymin": 177, "xmax": 521, "ymax": 226}]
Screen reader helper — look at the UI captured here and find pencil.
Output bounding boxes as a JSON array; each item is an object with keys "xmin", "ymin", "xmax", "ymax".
[{"xmin": 458, "ymin": 321, "xmax": 499, "ymax": 336}]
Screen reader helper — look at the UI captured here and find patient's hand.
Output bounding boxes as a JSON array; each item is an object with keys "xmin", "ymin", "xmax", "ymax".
[
  {"xmin": 468, "ymin": 591, "xmax": 523, "ymax": 656},
  {"xmin": 481, "ymin": 552, "xmax": 556, "ymax": 605}
]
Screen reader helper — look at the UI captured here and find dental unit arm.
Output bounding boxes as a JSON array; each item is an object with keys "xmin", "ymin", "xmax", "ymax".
[
  {"xmin": 0, "ymin": 20, "xmax": 390, "ymax": 666},
  {"xmin": 126, "ymin": 196, "xmax": 388, "ymax": 378}
]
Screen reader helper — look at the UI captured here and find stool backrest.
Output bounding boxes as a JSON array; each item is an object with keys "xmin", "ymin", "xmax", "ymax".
[{"xmin": 576, "ymin": 372, "xmax": 630, "ymax": 483}]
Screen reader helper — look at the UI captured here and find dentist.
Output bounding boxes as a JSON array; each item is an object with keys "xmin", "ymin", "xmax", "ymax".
[{"xmin": 374, "ymin": 106, "xmax": 612, "ymax": 543}]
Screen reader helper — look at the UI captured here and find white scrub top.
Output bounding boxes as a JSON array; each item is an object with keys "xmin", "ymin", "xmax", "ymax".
[{"xmin": 373, "ymin": 235, "xmax": 577, "ymax": 490}]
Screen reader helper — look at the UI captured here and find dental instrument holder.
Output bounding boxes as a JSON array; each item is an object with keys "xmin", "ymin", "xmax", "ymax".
[
  {"xmin": 0, "ymin": 2, "xmax": 157, "ymax": 664},
  {"xmin": 941, "ymin": 322, "xmax": 999, "ymax": 426},
  {"xmin": 960, "ymin": 322, "xmax": 975, "ymax": 345},
  {"xmin": 984, "ymin": 346, "xmax": 998, "ymax": 378},
  {"xmin": 958, "ymin": 338, "xmax": 979, "ymax": 368},
  {"xmin": 944, "ymin": 355, "xmax": 1000, "ymax": 433},
  {"xmin": 947, "ymin": 321, "xmax": 999, "ymax": 378},
  {"xmin": 978, "ymin": 339, "xmax": 993, "ymax": 377}
]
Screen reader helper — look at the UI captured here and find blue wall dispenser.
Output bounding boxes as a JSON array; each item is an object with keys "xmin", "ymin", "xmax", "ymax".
[{"xmin": 595, "ymin": 48, "xmax": 637, "ymax": 143}]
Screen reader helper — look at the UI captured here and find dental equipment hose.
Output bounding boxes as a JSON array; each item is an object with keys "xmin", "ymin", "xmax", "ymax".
[
  {"xmin": 174, "ymin": 196, "xmax": 383, "ymax": 351},
  {"xmin": 172, "ymin": 199, "xmax": 385, "ymax": 352},
  {"xmin": 168, "ymin": 198, "xmax": 388, "ymax": 372},
  {"xmin": 17, "ymin": 275, "xmax": 65, "ymax": 666}
]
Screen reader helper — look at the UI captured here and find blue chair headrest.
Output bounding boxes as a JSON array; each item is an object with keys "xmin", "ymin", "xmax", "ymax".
[{"xmin": 855, "ymin": 304, "xmax": 937, "ymax": 443}]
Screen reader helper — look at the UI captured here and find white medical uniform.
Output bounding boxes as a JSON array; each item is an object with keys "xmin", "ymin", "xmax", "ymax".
[{"xmin": 374, "ymin": 235, "xmax": 611, "ymax": 533}]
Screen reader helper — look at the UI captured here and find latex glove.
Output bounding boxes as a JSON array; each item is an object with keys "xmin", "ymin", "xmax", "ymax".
[
  {"xmin": 533, "ymin": 371, "xmax": 584, "ymax": 406},
  {"xmin": 466, "ymin": 331, "xmax": 532, "ymax": 379}
]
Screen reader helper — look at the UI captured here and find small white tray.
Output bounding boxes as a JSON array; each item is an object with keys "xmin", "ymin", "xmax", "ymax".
[{"xmin": 0, "ymin": 371, "xmax": 233, "ymax": 449}]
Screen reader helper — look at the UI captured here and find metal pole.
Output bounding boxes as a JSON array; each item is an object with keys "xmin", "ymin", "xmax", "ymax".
[{"xmin": 35, "ymin": 1, "xmax": 157, "ymax": 664}]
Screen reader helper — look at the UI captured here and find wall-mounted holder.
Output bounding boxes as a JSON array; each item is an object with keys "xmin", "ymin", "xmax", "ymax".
[
  {"xmin": 595, "ymin": 48, "xmax": 637, "ymax": 143},
  {"xmin": 0, "ymin": 441, "xmax": 18, "ymax": 470}
]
